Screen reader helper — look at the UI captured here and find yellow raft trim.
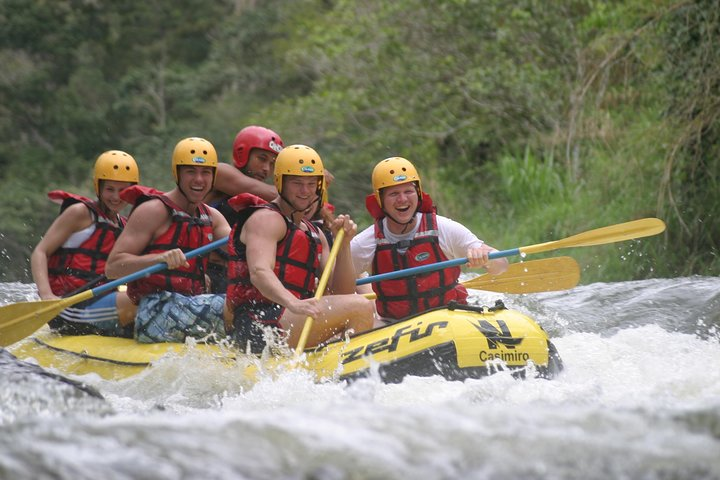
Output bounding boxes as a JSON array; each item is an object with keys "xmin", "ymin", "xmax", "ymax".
[{"xmin": 11, "ymin": 304, "xmax": 561, "ymax": 382}]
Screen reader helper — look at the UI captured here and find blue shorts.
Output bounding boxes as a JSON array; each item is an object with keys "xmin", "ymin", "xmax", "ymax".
[
  {"xmin": 135, "ymin": 292, "xmax": 227, "ymax": 343},
  {"xmin": 51, "ymin": 292, "xmax": 132, "ymax": 338}
]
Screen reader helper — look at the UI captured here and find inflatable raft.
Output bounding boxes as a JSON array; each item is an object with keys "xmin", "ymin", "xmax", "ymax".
[{"xmin": 11, "ymin": 301, "xmax": 562, "ymax": 383}]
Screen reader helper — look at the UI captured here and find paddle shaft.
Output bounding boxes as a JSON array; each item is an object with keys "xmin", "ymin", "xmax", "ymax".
[
  {"xmin": 89, "ymin": 236, "xmax": 229, "ymax": 298},
  {"xmin": 356, "ymin": 218, "xmax": 665, "ymax": 286},
  {"xmin": 62, "ymin": 275, "xmax": 107, "ymax": 298},
  {"xmin": 0, "ymin": 236, "xmax": 229, "ymax": 347},
  {"xmin": 294, "ymin": 229, "xmax": 346, "ymax": 355},
  {"xmin": 356, "ymin": 255, "xmax": 486, "ymax": 286}
]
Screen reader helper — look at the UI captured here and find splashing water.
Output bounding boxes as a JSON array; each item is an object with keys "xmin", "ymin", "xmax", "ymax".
[{"xmin": 1, "ymin": 276, "xmax": 719, "ymax": 479}]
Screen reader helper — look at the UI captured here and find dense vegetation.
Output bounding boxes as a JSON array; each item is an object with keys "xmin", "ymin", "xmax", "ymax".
[{"xmin": 1, "ymin": 0, "xmax": 718, "ymax": 284}]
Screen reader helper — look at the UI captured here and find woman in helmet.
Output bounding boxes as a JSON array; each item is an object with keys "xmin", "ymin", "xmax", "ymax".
[
  {"xmin": 105, "ymin": 137, "xmax": 231, "ymax": 343},
  {"xmin": 224, "ymin": 145, "xmax": 374, "ymax": 353},
  {"xmin": 30, "ymin": 150, "xmax": 140, "ymax": 336},
  {"xmin": 351, "ymin": 157, "xmax": 509, "ymax": 323}
]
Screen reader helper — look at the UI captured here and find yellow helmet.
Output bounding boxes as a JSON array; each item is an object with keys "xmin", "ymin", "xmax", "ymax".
[
  {"xmin": 171, "ymin": 137, "xmax": 218, "ymax": 183},
  {"xmin": 372, "ymin": 156, "xmax": 422, "ymax": 208},
  {"xmin": 93, "ymin": 150, "xmax": 139, "ymax": 196},
  {"xmin": 274, "ymin": 144, "xmax": 325, "ymax": 198}
]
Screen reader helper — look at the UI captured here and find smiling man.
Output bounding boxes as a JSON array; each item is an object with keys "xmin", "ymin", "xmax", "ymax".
[
  {"xmin": 223, "ymin": 144, "xmax": 373, "ymax": 353},
  {"xmin": 351, "ymin": 157, "xmax": 509, "ymax": 324},
  {"xmin": 205, "ymin": 126, "xmax": 284, "ymax": 212},
  {"xmin": 106, "ymin": 137, "xmax": 231, "ymax": 343}
]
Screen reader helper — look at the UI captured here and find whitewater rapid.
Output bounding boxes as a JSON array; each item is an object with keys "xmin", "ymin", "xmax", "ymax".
[{"xmin": 1, "ymin": 276, "xmax": 719, "ymax": 479}]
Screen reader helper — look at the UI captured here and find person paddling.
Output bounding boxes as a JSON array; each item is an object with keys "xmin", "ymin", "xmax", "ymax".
[
  {"xmin": 203, "ymin": 126, "xmax": 339, "ymax": 294},
  {"xmin": 203, "ymin": 126, "xmax": 284, "ymax": 293},
  {"xmin": 106, "ymin": 137, "xmax": 231, "ymax": 343},
  {"xmin": 30, "ymin": 151, "xmax": 140, "ymax": 336},
  {"xmin": 351, "ymin": 157, "xmax": 509, "ymax": 324},
  {"xmin": 223, "ymin": 145, "xmax": 373, "ymax": 353}
]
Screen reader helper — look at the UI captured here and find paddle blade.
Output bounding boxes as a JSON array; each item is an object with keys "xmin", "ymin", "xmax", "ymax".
[
  {"xmin": 521, "ymin": 218, "xmax": 666, "ymax": 255},
  {"xmin": 362, "ymin": 257, "xmax": 581, "ymax": 300},
  {"xmin": 0, "ymin": 291, "xmax": 93, "ymax": 347},
  {"xmin": 463, "ymin": 256, "xmax": 580, "ymax": 294}
]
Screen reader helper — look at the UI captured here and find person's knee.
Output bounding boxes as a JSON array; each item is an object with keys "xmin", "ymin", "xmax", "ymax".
[
  {"xmin": 116, "ymin": 292, "xmax": 137, "ymax": 327},
  {"xmin": 351, "ymin": 296, "xmax": 374, "ymax": 330}
]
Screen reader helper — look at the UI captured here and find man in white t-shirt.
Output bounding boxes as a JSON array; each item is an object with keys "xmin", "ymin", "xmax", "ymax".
[{"xmin": 351, "ymin": 157, "xmax": 508, "ymax": 322}]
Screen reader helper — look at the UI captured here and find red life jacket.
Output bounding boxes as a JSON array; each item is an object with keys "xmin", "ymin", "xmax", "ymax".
[
  {"xmin": 46, "ymin": 191, "xmax": 126, "ymax": 296},
  {"xmin": 121, "ymin": 186, "xmax": 214, "ymax": 304},
  {"xmin": 225, "ymin": 194, "xmax": 323, "ymax": 318},
  {"xmin": 366, "ymin": 192, "xmax": 468, "ymax": 320}
]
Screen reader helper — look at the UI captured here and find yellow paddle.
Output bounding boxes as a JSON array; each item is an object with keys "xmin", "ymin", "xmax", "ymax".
[
  {"xmin": 356, "ymin": 218, "xmax": 666, "ymax": 286},
  {"xmin": 294, "ymin": 229, "xmax": 346, "ymax": 355},
  {"xmin": 361, "ymin": 256, "xmax": 581, "ymax": 299},
  {"xmin": 0, "ymin": 237, "xmax": 229, "ymax": 347},
  {"xmin": 463, "ymin": 256, "xmax": 581, "ymax": 293}
]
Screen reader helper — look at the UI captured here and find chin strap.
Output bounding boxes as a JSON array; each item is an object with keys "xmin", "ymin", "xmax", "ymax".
[
  {"xmin": 383, "ymin": 208, "xmax": 418, "ymax": 234},
  {"xmin": 175, "ymin": 184, "xmax": 202, "ymax": 216},
  {"xmin": 97, "ymin": 198, "xmax": 122, "ymax": 226},
  {"xmin": 279, "ymin": 193, "xmax": 320, "ymax": 221}
]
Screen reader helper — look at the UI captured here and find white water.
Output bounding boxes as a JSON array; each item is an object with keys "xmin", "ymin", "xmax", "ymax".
[{"xmin": 1, "ymin": 276, "xmax": 719, "ymax": 480}]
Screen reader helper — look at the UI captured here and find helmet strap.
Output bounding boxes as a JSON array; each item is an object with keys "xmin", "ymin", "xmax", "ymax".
[
  {"xmin": 279, "ymin": 192, "xmax": 320, "ymax": 222},
  {"xmin": 97, "ymin": 197, "xmax": 111, "ymax": 217},
  {"xmin": 384, "ymin": 211, "xmax": 417, "ymax": 234},
  {"xmin": 176, "ymin": 180, "xmax": 199, "ymax": 214},
  {"xmin": 177, "ymin": 177, "xmax": 191, "ymax": 203},
  {"xmin": 96, "ymin": 196, "xmax": 121, "ymax": 225}
]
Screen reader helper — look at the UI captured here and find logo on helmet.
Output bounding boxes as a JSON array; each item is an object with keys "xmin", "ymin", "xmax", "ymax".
[
  {"xmin": 301, "ymin": 166, "xmax": 316, "ymax": 173},
  {"xmin": 192, "ymin": 156, "xmax": 207, "ymax": 164},
  {"xmin": 268, "ymin": 140, "xmax": 283, "ymax": 153},
  {"xmin": 393, "ymin": 174, "xmax": 407, "ymax": 182}
]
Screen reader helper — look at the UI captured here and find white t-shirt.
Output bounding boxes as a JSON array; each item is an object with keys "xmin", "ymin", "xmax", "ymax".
[
  {"xmin": 351, "ymin": 213, "xmax": 484, "ymax": 276},
  {"xmin": 63, "ymin": 224, "xmax": 96, "ymax": 248}
]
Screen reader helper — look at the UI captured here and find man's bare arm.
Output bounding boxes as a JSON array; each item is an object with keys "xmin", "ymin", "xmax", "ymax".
[
  {"xmin": 106, "ymin": 200, "xmax": 173, "ymax": 278},
  {"xmin": 214, "ymin": 163, "xmax": 277, "ymax": 201}
]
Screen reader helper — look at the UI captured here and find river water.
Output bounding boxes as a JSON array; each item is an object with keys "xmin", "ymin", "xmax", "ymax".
[{"xmin": 1, "ymin": 276, "xmax": 719, "ymax": 480}]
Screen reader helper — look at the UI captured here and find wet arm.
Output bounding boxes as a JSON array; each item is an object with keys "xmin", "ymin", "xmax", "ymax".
[
  {"xmin": 241, "ymin": 210, "xmax": 298, "ymax": 307},
  {"xmin": 214, "ymin": 163, "xmax": 277, "ymax": 202},
  {"xmin": 325, "ymin": 214, "xmax": 359, "ymax": 295},
  {"xmin": 31, "ymin": 203, "xmax": 92, "ymax": 299},
  {"xmin": 105, "ymin": 201, "xmax": 176, "ymax": 278},
  {"xmin": 441, "ymin": 216, "xmax": 509, "ymax": 274},
  {"xmin": 209, "ymin": 207, "xmax": 232, "ymax": 254}
]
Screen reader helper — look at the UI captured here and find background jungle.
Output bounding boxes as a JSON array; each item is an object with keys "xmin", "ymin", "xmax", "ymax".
[{"xmin": 0, "ymin": 0, "xmax": 717, "ymax": 283}]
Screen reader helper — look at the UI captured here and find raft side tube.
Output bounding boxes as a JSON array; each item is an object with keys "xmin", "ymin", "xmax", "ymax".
[{"xmin": 305, "ymin": 302, "xmax": 562, "ymax": 382}]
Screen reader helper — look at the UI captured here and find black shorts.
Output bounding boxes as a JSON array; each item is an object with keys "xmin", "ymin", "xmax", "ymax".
[
  {"xmin": 228, "ymin": 303, "xmax": 285, "ymax": 354},
  {"xmin": 206, "ymin": 261, "xmax": 228, "ymax": 295}
]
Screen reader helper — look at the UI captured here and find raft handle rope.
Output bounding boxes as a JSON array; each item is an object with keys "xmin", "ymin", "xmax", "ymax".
[{"xmin": 447, "ymin": 300, "xmax": 507, "ymax": 313}]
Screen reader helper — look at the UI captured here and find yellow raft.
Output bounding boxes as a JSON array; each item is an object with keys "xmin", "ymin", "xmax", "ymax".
[{"xmin": 11, "ymin": 301, "xmax": 562, "ymax": 383}]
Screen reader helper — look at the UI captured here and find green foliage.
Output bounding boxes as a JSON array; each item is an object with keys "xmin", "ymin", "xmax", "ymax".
[
  {"xmin": 0, "ymin": 0, "xmax": 717, "ymax": 285},
  {"xmin": 492, "ymin": 148, "xmax": 570, "ymax": 214},
  {"xmin": 655, "ymin": 0, "xmax": 720, "ymax": 275}
]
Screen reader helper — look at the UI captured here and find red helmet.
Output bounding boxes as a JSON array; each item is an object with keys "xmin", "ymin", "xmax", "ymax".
[{"xmin": 232, "ymin": 126, "xmax": 284, "ymax": 170}]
